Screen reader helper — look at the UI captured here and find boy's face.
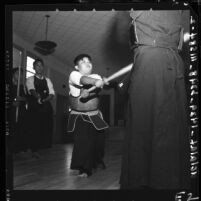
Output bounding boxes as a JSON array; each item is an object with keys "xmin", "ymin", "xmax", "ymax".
[
  {"xmin": 76, "ymin": 57, "xmax": 92, "ymax": 75},
  {"xmin": 34, "ymin": 61, "xmax": 44, "ymax": 75}
]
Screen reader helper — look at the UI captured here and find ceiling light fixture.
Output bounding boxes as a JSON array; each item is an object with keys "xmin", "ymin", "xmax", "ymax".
[{"xmin": 34, "ymin": 15, "xmax": 57, "ymax": 55}]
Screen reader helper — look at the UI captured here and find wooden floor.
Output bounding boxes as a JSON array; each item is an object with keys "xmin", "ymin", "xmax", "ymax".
[{"xmin": 13, "ymin": 127, "xmax": 125, "ymax": 190}]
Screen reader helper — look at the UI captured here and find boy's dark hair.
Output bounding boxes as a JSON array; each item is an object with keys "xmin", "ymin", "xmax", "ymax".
[
  {"xmin": 74, "ymin": 54, "xmax": 91, "ymax": 65},
  {"xmin": 33, "ymin": 58, "xmax": 44, "ymax": 68}
]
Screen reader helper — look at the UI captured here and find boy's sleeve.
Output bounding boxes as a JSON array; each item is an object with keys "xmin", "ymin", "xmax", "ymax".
[{"xmin": 69, "ymin": 71, "xmax": 83, "ymax": 86}]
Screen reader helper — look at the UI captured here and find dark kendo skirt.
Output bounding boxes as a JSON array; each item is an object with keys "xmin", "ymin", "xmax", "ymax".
[
  {"xmin": 120, "ymin": 46, "xmax": 191, "ymax": 190},
  {"xmin": 68, "ymin": 110, "xmax": 108, "ymax": 175}
]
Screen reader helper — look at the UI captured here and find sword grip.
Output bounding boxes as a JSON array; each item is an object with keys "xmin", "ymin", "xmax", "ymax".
[
  {"xmin": 86, "ymin": 63, "xmax": 133, "ymax": 93},
  {"xmin": 87, "ymin": 86, "xmax": 97, "ymax": 93}
]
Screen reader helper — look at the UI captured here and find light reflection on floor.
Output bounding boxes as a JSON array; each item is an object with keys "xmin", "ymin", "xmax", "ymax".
[{"xmin": 13, "ymin": 128, "xmax": 124, "ymax": 190}]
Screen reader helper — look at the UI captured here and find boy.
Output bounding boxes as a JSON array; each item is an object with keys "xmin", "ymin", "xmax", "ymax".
[{"xmin": 68, "ymin": 54, "xmax": 109, "ymax": 177}]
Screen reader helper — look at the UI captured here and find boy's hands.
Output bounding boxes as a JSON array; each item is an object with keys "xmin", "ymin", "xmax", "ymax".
[
  {"xmin": 80, "ymin": 77, "xmax": 109, "ymax": 98},
  {"xmin": 80, "ymin": 89, "xmax": 90, "ymax": 98},
  {"xmin": 102, "ymin": 77, "xmax": 109, "ymax": 85},
  {"xmin": 95, "ymin": 79, "xmax": 104, "ymax": 88},
  {"xmin": 95, "ymin": 77, "xmax": 109, "ymax": 88}
]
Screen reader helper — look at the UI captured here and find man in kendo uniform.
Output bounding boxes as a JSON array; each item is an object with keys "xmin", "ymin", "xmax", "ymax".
[
  {"xmin": 120, "ymin": 10, "xmax": 191, "ymax": 190},
  {"xmin": 26, "ymin": 59, "xmax": 55, "ymax": 158}
]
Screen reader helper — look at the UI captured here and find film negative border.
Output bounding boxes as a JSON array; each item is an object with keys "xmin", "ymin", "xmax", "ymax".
[{"xmin": 5, "ymin": 2, "xmax": 200, "ymax": 201}]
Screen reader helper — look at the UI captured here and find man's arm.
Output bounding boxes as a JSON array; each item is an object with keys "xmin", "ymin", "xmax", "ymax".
[
  {"xmin": 26, "ymin": 77, "xmax": 41, "ymax": 100},
  {"xmin": 42, "ymin": 78, "xmax": 55, "ymax": 103}
]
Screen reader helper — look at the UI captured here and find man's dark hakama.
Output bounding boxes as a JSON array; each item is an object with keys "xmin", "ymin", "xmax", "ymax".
[
  {"xmin": 27, "ymin": 76, "xmax": 53, "ymax": 151},
  {"xmin": 120, "ymin": 10, "xmax": 190, "ymax": 190}
]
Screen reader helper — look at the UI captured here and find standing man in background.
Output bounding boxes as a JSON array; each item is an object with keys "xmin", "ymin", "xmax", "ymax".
[
  {"xmin": 12, "ymin": 67, "xmax": 29, "ymax": 156},
  {"xmin": 120, "ymin": 10, "xmax": 190, "ymax": 190},
  {"xmin": 26, "ymin": 59, "xmax": 55, "ymax": 158}
]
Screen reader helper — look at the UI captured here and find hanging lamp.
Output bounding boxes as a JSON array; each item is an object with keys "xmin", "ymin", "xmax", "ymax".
[{"xmin": 34, "ymin": 15, "xmax": 57, "ymax": 55}]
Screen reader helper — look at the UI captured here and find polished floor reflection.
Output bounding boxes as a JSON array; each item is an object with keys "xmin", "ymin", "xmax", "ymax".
[{"xmin": 13, "ymin": 127, "xmax": 124, "ymax": 190}]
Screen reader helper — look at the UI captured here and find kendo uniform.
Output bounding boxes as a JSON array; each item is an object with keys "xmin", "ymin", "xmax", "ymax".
[
  {"xmin": 12, "ymin": 84, "xmax": 29, "ymax": 153},
  {"xmin": 26, "ymin": 75, "xmax": 55, "ymax": 151},
  {"xmin": 68, "ymin": 71, "xmax": 109, "ymax": 176},
  {"xmin": 120, "ymin": 10, "xmax": 190, "ymax": 190}
]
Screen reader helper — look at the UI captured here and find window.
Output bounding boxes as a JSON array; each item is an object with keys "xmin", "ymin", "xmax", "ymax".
[{"xmin": 26, "ymin": 56, "xmax": 35, "ymax": 78}]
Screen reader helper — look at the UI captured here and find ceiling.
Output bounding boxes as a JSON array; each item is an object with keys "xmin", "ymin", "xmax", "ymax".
[{"xmin": 13, "ymin": 10, "xmax": 133, "ymax": 76}]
